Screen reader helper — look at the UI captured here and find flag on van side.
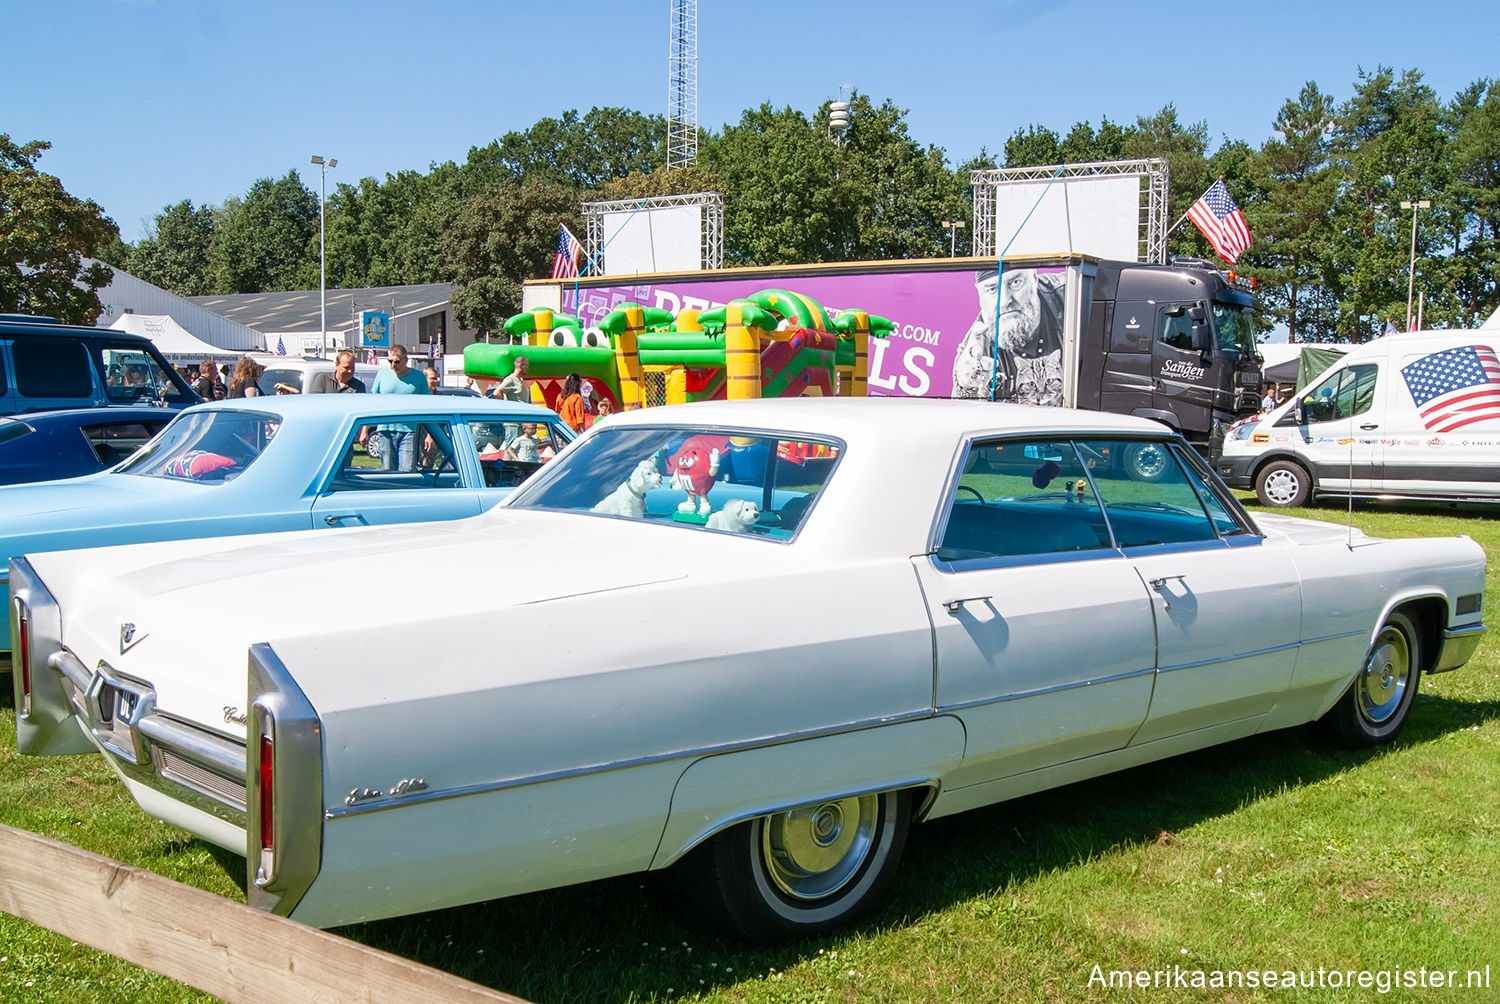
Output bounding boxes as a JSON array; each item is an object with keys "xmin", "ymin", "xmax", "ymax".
[
  {"xmin": 1401, "ymin": 345, "xmax": 1500, "ymax": 432},
  {"xmin": 1187, "ymin": 178, "xmax": 1252, "ymax": 264}
]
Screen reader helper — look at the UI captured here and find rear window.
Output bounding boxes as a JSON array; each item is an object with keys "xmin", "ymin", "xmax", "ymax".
[
  {"xmin": 13, "ymin": 338, "xmax": 93, "ymax": 398},
  {"xmin": 509, "ymin": 425, "xmax": 841, "ymax": 541},
  {"xmin": 116, "ymin": 409, "xmax": 280, "ymax": 483},
  {"xmin": 260, "ymin": 367, "xmax": 309, "ymax": 394}
]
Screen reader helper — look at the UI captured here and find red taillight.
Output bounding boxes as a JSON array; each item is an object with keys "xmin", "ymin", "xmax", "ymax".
[
  {"xmin": 14, "ymin": 602, "xmax": 31, "ymax": 714},
  {"xmin": 258, "ymin": 733, "xmax": 275, "ymax": 853}
]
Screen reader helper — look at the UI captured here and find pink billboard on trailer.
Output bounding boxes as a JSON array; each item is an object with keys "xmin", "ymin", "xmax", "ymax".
[{"xmin": 550, "ymin": 264, "xmax": 1071, "ymax": 401}]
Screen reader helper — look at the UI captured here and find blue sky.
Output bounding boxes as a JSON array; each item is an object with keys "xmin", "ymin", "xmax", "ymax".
[{"xmin": 5, "ymin": 0, "xmax": 1492, "ymax": 244}]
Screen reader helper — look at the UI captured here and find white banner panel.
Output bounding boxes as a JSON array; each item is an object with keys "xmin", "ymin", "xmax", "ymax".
[
  {"xmin": 994, "ymin": 175, "xmax": 1140, "ymax": 261},
  {"xmin": 601, "ymin": 204, "xmax": 703, "ymax": 275}
]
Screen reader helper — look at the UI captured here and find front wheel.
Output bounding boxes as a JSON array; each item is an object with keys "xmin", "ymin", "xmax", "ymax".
[
  {"xmin": 1255, "ymin": 459, "xmax": 1312, "ymax": 508},
  {"xmin": 685, "ymin": 789, "xmax": 911, "ymax": 943},
  {"xmin": 1320, "ymin": 610, "xmax": 1421, "ymax": 749}
]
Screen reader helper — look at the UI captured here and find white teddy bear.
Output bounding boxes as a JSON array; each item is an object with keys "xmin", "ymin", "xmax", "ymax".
[
  {"xmin": 705, "ymin": 498, "xmax": 760, "ymax": 533},
  {"xmin": 591, "ymin": 460, "xmax": 662, "ymax": 518}
]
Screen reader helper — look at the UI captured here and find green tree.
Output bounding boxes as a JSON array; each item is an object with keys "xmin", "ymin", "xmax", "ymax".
[
  {"xmin": 700, "ymin": 103, "xmax": 842, "ymax": 265},
  {"xmin": 1125, "ymin": 105, "xmax": 1211, "ymax": 259},
  {"xmin": 442, "ymin": 182, "xmax": 583, "ymax": 333},
  {"xmin": 464, "ymin": 108, "xmax": 668, "ymax": 191},
  {"xmin": 1244, "ymin": 82, "xmax": 1340, "ymax": 340},
  {"xmin": 129, "ymin": 199, "xmax": 216, "ymax": 295},
  {"xmin": 209, "ymin": 171, "xmax": 319, "ymax": 293},
  {"xmin": 702, "ymin": 95, "xmax": 962, "ymax": 264},
  {"xmin": 0, "ymin": 135, "xmax": 119, "ymax": 323},
  {"xmin": 1330, "ymin": 67, "xmax": 1447, "ymax": 338},
  {"xmin": 1440, "ymin": 79, "xmax": 1499, "ymax": 326},
  {"xmin": 1003, "ymin": 125, "xmax": 1061, "ymax": 167}
]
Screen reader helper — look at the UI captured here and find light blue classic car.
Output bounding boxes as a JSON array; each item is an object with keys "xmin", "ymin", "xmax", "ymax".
[{"xmin": 0, "ymin": 393, "xmax": 572, "ymax": 663}]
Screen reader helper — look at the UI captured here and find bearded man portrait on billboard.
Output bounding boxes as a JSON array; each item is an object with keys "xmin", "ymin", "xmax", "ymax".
[{"xmin": 951, "ymin": 266, "xmax": 1066, "ymax": 405}]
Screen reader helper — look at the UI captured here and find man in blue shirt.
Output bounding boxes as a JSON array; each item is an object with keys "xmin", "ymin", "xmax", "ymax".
[{"xmin": 371, "ymin": 344, "xmax": 429, "ymax": 470}]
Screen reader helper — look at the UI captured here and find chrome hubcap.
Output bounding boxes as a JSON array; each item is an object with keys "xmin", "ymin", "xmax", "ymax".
[
  {"xmin": 762, "ymin": 794, "xmax": 878, "ymax": 900},
  {"xmin": 1264, "ymin": 469, "xmax": 1300, "ymax": 505},
  {"xmin": 1359, "ymin": 626, "xmax": 1411, "ymax": 724},
  {"xmin": 1130, "ymin": 445, "xmax": 1166, "ymax": 479}
]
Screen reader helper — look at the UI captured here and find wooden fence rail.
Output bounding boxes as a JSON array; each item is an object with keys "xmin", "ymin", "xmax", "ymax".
[{"xmin": 0, "ymin": 823, "xmax": 532, "ymax": 1003}]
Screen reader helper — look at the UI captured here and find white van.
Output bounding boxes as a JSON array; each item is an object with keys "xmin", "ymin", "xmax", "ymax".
[{"xmin": 1219, "ymin": 330, "xmax": 1500, "ymax": 507}]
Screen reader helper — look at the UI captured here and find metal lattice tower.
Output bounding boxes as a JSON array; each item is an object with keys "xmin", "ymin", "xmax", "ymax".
[
  {"xmin": 970, "ymin": 158, "xmax": 1170, "ymax": 263},
  {"xmin": 667, "ymin": 0, "xmax": 698, "ymax": 168}
]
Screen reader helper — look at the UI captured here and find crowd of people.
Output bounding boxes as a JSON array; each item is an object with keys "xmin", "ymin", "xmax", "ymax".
[{"xmin": 179, "ymin": 347, "xmax": 615, "ymax": 473}]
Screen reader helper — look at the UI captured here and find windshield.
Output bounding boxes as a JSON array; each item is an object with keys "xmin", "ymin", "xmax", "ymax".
[
  {"xmin": 116, "ymin": 409, "xmax": 280, "ymax": 483},
  {"xmin": 508, "ymin": 426, "xmax": 842, "ymax": 541},
  {"xmin": 1211, "ymin": 302, "xmax": 1258, "ymax": 355},
  {"xmin": 101, "ymin": 345, "xmax": 192, "ymax": 404}
]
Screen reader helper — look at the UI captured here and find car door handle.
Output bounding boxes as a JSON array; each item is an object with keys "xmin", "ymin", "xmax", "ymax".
[
  {"xmin": 943, "ymin": 596, "xmax": 992, "ymax": 615},
  {"xmin": 1148, "ymin": 575, "xmax": 1186, "ymax": 611},
  {"xmin": 1359, "ymin": 423, "xmax": 1379, "ymax": 430},
  {"xmin": 323, "ymin": 513, "xmax": 365, "ymax": 527}
]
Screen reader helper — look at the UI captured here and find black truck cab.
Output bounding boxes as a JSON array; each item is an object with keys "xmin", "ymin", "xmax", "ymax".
[{"xmin": 1083, "ymin": 260, "xmax": 1261, "ymax": 451}]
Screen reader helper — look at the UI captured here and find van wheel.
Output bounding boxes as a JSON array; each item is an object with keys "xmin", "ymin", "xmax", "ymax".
[
  {"xmin": 684, "ymin": 790, "xmax": 910, "ymax": 943},
  {"xmin": 1255, "ymin": 460, "xmax": 1311, "ymax": 507},
  {"xmin": 1320, "ymin": 610, "xmax": 1421, "ymax": 748}
]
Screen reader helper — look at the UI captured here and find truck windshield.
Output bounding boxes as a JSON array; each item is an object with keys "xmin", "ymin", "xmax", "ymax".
[{"xmin": 1212, "ymin": 303, "xmax": 1258, "ymax": 355}]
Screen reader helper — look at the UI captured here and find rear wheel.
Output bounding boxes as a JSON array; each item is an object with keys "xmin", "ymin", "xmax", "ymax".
[
  {"xmin": 1255, "ymin": 459, "xmax": 1312, "ymax": 508},
  {"xmin": 1121, "ymin": 442, "xmax": 1170, "ymax": 482},
  {"xmin": 1320, "ymin": 610, "xmax": 1421, "ymax": 748},
  {"xmin": 685, "ymin": 789, "xmax": 910, "ymax": 943}
]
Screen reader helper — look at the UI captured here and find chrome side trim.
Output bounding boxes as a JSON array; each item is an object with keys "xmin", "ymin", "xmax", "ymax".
[
  {"xmin": 1431, "ymin": 623, "xmax": 1487, "ymax": 674},
  {"xmin": 934, "ymin": 666, "xmax": 1159, "ymax": 715},
  {"xmin": 325, "ymin": 706, "xmax": 936, "ymax": 820},
  {"xmin": 1157, "ymin": 639, "xmax": 1308, "ymax": 675}
]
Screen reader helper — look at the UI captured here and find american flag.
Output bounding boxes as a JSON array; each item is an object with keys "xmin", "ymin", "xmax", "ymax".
[
  {"xmin": 551, "ymin": 224, "xmax": 583, "ymax": 279},
  {"xmin": 275, "ymin": 335, "xmax": 287, "ymax": 355},
  {"xmin": 1187, "ymin": 178, "xmax": 1252, "ymax": 264},
  {"xmin": 1401, "ymin": 344, "xmax": 1500, "ymax": 432}
]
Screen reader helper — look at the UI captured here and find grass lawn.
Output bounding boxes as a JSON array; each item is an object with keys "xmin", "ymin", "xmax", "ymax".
[{"xmin": 2, "ymin": 498, "xmax": 1497, "ymax": 1003}]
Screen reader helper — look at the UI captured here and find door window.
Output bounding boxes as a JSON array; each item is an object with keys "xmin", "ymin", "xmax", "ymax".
[
  {"xmin": 937, "ymin": 440, "xmax": 1113, "ymax": 562},
  {"xmin": 1302, "ymin": 364, "xmax": 1378, "ymax": 423},
  {"xmin": 328, "ymin": 421, "xmax": 462, "ymax": 489},
  {"xmin": 1076, "ymin": 440, "xmax": 1222, "ymax": 547},
  {"xmin": 1157, "ymin": 310, "xmax": 1195, "ymax": 352}
]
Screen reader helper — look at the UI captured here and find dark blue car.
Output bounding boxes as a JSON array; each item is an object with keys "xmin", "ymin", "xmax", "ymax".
[{"xmin": 0, "ymin": 407, "xmax": 175, "ymax": 486}]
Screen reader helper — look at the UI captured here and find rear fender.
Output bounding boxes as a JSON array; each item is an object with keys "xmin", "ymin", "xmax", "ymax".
[
  {"xmin": 649, "ymin": 715, "xmax": 964, "ymax": 869},
  {"xmin": 10, "ymin": 557, "xmax": 95, "ymax": 756}
]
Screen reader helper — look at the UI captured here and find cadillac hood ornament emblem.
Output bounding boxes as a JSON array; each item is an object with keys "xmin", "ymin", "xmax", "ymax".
[{"xmin": 119, "ymin": 622, "xmax": 146, "ymax": 655}]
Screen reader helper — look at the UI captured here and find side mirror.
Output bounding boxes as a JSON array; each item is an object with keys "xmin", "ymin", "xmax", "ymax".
[
  {"xmin": 1188, "ymin": 305, "xmax": 1206, "ymax": 322},
  {"xmin": 1191, "ymin": 322, "xmax": 1212, "ymax": 353},
  {"xmin": 1293, "ymin": 399, "xmax": 1306, "ymax": 424}
]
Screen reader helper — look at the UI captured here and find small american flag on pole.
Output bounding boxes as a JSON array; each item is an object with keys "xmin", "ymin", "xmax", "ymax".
[
  {"xmin": 275, "ymin": 335, "xmax": 287, "ymax": 356},
  {"xmin": 551, "ymin": 224, "xmax": 583, "ymax": 279},
  {"xmin": 1187, "ymin": 178, "xmax": 1252, "ymax": 264},
  {"xmin": 1401, "ymin": 344, "xmax": 1500, "ymax": 432}
]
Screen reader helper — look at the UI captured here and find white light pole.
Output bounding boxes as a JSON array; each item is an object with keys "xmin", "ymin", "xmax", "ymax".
[
  {"xmin": 310, "ymin": 155, "xmax": 337, "ymax": 357},
  {"xmin": 942, "ymin": 219, "xmax": 966, "ymax": 258},
  {"xmin": 1400, "ymin": 198, "xmax": 1429, "ymax": 332}
]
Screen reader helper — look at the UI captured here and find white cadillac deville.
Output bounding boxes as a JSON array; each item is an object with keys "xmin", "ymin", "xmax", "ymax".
[{"xmin": 9, "ymin": 399, "xmax": 1488, "ymax": 941}]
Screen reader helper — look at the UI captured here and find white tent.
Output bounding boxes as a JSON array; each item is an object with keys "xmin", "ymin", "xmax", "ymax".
[
  {"xmin": 108, "ymin": 313, "xmax": 260, "ymax": 363},
  {"xmin": 1483, "ymin": 307, "xmax": 1499, "ymax": 329}
]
